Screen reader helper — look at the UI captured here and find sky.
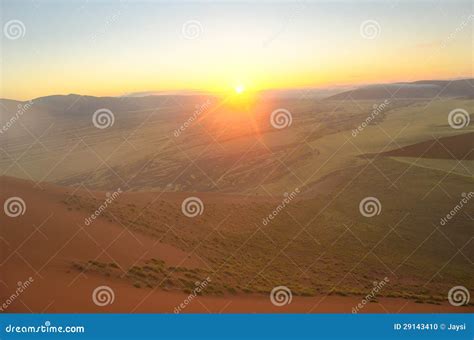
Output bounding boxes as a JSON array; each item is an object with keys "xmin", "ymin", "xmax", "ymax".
[{"xmin": 1, "ymin": 0, "xmax": 473, "ymax": 100}]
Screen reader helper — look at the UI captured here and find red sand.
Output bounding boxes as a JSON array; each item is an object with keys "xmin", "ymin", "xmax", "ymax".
[{"xmin": 1, "ymin": 176, "xmax": 472, "ymax": 313}]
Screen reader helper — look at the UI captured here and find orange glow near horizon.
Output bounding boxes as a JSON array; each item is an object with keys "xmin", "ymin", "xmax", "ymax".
[
  {"xmin": 2, "ymin": 1, "xmax": 473, "ymax": 101},
  {"xmin": 225, "ymin": 85, "xmax": 259, "ymax": 112},
  {"xmin": 3, "ymin": 61, "xmax": 472, "ymax": 101},
  {"xmin": 199, "ymin": 90, "xmax": 266, "ymax": 144}
]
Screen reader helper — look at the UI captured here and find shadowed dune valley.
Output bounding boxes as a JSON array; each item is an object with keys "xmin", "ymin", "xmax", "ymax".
[{"xmin": 1, "ymin": 0, "xmax": 473, "ymax": 318}]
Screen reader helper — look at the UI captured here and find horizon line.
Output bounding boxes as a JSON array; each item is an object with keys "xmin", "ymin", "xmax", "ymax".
[{"xmin": 1, "ymin": 76, "xmax": 472, "ymax": 102}]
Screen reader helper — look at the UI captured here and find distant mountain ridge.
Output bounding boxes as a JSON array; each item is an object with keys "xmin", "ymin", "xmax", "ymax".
[
  {"xmin": 325, "ymin": 79, "xmax": 474, "ymax": 100},
  {"xmin": 1, "ymin": 79, "xmax": 473, "ymax": 109},
  {"xmin": 0, "ymin": 93, "xmax": 215, "ymax": 118}
]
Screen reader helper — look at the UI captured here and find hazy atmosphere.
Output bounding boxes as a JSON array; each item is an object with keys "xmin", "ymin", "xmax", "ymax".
[
  {"xmin": 1, "ymin": 0, "xmax": 473, "ymax": 99},
  {"xmin": 0, "ymin": 0, "xmax": 473, "ymax": 314}
]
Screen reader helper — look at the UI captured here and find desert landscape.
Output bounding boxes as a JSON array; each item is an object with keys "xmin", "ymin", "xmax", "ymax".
[
  {"xmin": 1, "ymin": 79, "xmax": 473, "ymax": 313},
  {"xmin": 1, "ymin": 0, "xmax": 473, "ymax": 314}
]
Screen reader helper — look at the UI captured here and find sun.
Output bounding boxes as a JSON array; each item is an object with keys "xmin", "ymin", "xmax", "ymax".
[
  {"xmin": 225, "ymin": 83, "xmax": 256, "ymax": 110},
  {"xmin": 235, "ymin": 85, "xmax": 245, "ymax": 94}
]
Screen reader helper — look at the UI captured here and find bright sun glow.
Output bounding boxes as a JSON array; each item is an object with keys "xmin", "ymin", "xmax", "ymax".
[
  {"xmin": 235, "ymin": 85, "xmax": 245, "ymax": 94},
  {"xmin": 226, "ymin": 83, "xmax": 257, "ymax": 110}
]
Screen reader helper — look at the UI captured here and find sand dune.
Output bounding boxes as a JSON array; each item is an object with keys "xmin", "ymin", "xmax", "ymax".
[
  {"xmin": 1, "ymin": 176, "xmax": 472, "ymax": 313},
  {"xmin": 367, "ymin": 132, "xmax": 473, "ymax": 160}
]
